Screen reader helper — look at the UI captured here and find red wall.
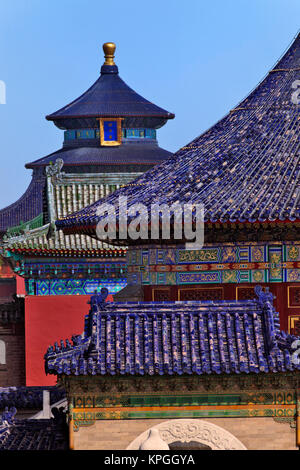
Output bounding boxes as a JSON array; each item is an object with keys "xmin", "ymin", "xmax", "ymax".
[
  {"xmin": 16, "ymin": 275, "xmax": 26, "ymax": 296},
  {"xmin": 25, "ymin": 294, "xmax": 113, "ymax": 386},
  {"xmin": 25, "ymin": 295, "xmax": 94, "ymax": 386}
]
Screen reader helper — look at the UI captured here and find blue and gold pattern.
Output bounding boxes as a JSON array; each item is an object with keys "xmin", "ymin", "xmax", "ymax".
[
  {"xmin": 99, "ymin": 118, "xmax": 122, "ymax": 146},
  {"xmin": 126, "ymin": 243, "xmax": 300, "ymax": 286},
  {"xmin": 31, "ymin": 279, "xmax": 127, "ymax": 296},
  {"xmin": 65, "ymin": 128, "xmax": 157, "ymax": 142}
]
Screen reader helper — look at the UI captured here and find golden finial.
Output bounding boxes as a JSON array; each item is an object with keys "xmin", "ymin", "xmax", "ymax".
[{"xmin": 103, "ymin": 42, "xmax": 116, "ymax": 66}]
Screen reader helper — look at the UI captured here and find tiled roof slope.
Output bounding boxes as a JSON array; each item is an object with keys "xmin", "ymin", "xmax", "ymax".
[
  {"xmin": 2, "ymin": 222, "xmax": 122, "ymax": 253},
  {"xmin": 0, "ymin": 170, "xmax": 45, "ymax": 233},
  {"xmin": 0, "ymin": 409, "xmax": 68, "ymax": 450},
  {"xmin": 56, "ymin": 33, "xmax": 300, "ymax": 233},
  {"xmin": 46, "ymin": 63, "xmax": 174, "ymax": 126},
  {"xmin": 45, "ymin": 286, "xmax": 300, "ymax": 377},
  {"xmin": 2, "ymin": 171, "xmax": 133, "ymax": 252},
  {"xmin": 26, "ymin": 142, "xmax": 172, "ymax": 169}
]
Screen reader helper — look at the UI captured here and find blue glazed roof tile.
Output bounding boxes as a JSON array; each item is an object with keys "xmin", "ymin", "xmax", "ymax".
[
  {"xmin": 56, "ymin": 33, "xmax": 300, "ymax": 232},
  {"xmin": 0, "ymin": 169, "xmax": 46, "ymax": 232},
  {"xmin": 0, "ymin": 386, "xmax": 65, "ymax": 410},
  {"xmin": 26, "ymin": 142, "xmax": 172, "ymax": 169},
  {"xmin": 45, "ymin": 286, "xmax": 300, "ymax": 377},
  {"xmin": 46, "ymin": 60, "xmax": 174, "ymax": 129},
  {"xmin": 0, "ymin": 410, "xmax": 68, "ymax": 450}
]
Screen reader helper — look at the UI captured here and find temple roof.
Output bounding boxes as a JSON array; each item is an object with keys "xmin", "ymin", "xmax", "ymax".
[
  {"xmin": 45, "ymin": 286, "xmax": 300, "ymax": 377},
  {"xmin": 0, "ymin": 164, "xmax": 131, "ymax": 255},
  {"xmin": 0, "ymin": 409, "xmax": 68, "ymax": 450},
  {"xmin": 25, "ymin": 142, "xmax": 172, "ymax": 169},
  {"xmin": 46, "ymin": 42, "xmax": 175, "ymax": 130},
  {"xmin": 0, "ymin": 43, "xmax": 174, "ymax": 237},
  {"xmin": 0, "ymin": 169, "xmax": 45, "ymax": 234},
  {"xmin": 56, "ymin": 33, "xmax": 300, "ymax": 235}
]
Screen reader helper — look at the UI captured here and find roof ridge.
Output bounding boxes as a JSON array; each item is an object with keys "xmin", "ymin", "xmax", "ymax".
[{"xmin": 45, "ymin": 286, "xmax": 300, "ymax": 377}]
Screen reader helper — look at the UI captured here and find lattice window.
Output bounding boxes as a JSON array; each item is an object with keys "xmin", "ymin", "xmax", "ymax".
[
  {"xmin": 153, "ymin": 289, "xmax": 171, "ymax": 301},
  {"xmin": 289, "ymin": 287, "xmax": 300, "ymax": 307},
  {"xmin": 179, "ymin": 288, "xmax": 223, "ymax": 301},
  {"xmin": 293, "ymin": 320, "xmax": 300, "ymax": 336},
  {"xmin": 289, "ymin": 316, "xmax": 300, "ymax": 336},
  {"xmin": 236, "ymin": 287, "xmax": 256, "ymax": 301}
]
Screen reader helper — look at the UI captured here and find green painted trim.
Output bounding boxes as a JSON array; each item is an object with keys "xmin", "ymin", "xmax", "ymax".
[
  {"xmin": 72, "ymin": 406, "xmax": 296, "ymax": 424},
  {"xmin": 6, "ymin": 213, "xmax": 44, "ymax": 236},
  {"xmin": 73, "ymin": 391, "xmax": 297, "ymax": 409}
]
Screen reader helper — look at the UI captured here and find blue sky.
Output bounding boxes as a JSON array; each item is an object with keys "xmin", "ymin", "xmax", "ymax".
[{"xmin": 0, "ymin": 0, "xmax": 299, "ymax": 207}]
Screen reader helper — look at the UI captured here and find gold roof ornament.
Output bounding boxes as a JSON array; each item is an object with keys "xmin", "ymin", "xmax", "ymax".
[{"xmin": 103, "ymin": 42, "xmax": 116, "ymax": 66}]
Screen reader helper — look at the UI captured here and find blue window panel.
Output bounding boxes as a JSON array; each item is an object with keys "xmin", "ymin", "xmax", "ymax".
[
  {"xmin": 123, "ymin": 128, "xmax": 156, "ymax": 139},
  {"xmin": 126, "ymin": 129, "xmax": 136, "ymax": 138},
  {"xmin": 64, "ymin": 130, "xmax": 76, "ymax": 141},
  {"xmin": 104, "ymin": 121, "xmax": 118, "ymax": 141},
  {"xmin": 145, "ymin": 129, "xmax": 156, "ymax": 139},
  {"xmin": 81, "ymin": 129, "xmax": 95, "ymax": 139}
]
